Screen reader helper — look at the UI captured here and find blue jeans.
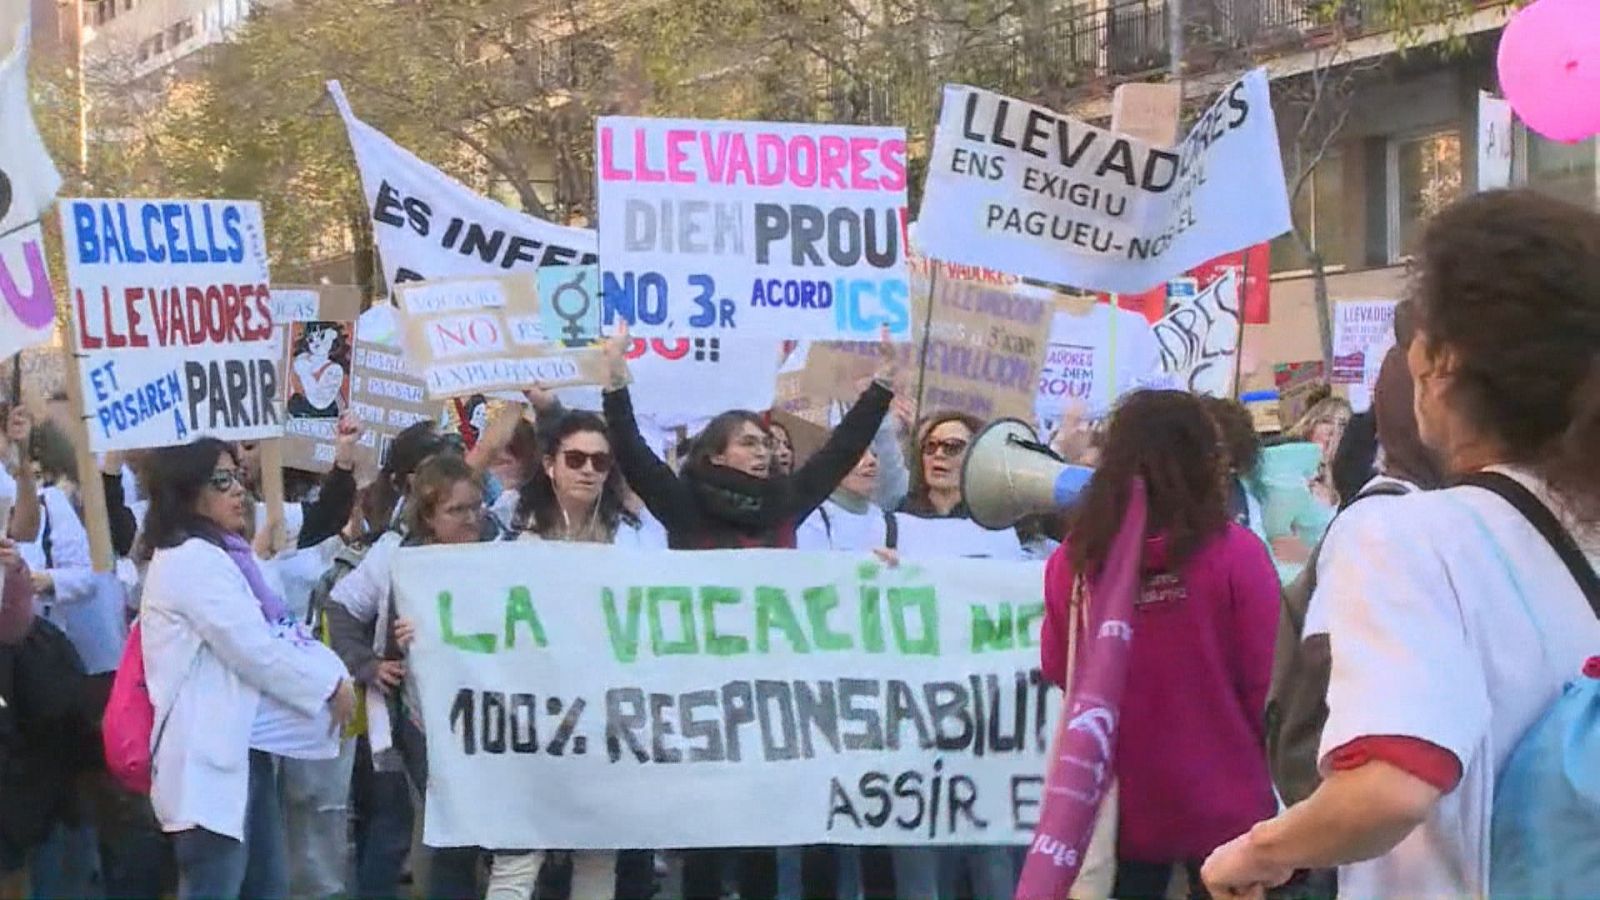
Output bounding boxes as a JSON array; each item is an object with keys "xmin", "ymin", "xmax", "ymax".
[
  {"xmin": 281, "ymin": 741, "xmax": 356, "ymax": 899},
  {"xmin": 352, "ymin": 737, "xmax": 414, "ymax": 900},
  {"xmin": 30, "ymin": 821, "xmax": 100, "ymax": 898},
  {"xmin": 173, "ymin": 751, "xmax": 288, "ymax": 900},
  {"xmin": 892, "ymin": 845, "xmax": 1016, "ymax": 900}
]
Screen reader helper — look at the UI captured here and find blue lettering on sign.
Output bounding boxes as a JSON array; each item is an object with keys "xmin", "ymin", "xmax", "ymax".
[
  {"xmin": 834, "ymin": 277, "xmax": 909, "ymax": 335},
  {"xmin": 602, "ymin": 271, "xmax": 669, "ymax": 327},
  {"xmin": 94, "ymin": 370, "xmax": 184, "ymax": 440},
  {"xmin": 69, "ymin": 201, "xmax": 246, "ymax": 266}
]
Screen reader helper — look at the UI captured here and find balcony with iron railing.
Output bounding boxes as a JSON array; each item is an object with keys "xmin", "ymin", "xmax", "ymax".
[{"xmin": 821, "ymin": 0, "xmax": 1379, "ymax": 126}]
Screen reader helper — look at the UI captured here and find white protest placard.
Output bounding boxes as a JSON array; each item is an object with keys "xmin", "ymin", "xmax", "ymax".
[
  {"xmin": 1331, "ymin": 299, "xmax": 1398, "ymax": 385},
  {"xmin": 392, "ymin": 542, "xmax": 1055, "ymax": 850},
  {"xmin": 328, "ymin": 82, "xmax": 595, "ymax": 285},
  {"xmin": 396, "ymin": 274, "xmax": 611, "ymax": 400},
  {"xmin": 1034, "ymin": 304, "xmax": 1163, "ymax": 428},
  {"xmin": 596, "ymin": 117, "xmax": 911, "ymax": 340},
  {"xmin": 59, "ymin": 199, "xmax": 283, "ymax": 451},
  {"xmin": 918, "ymin": 69, "xmax": 1290, "ymax": 295},
  {"xmin": 1477, "ymin": 92, "xmax": 1513, "ymax": 192},
  {"xmin": 331, "ymin": 84, "xmax": 780, "ymax": 425},
  {"xmin": 1149, "ymin": 267, "xmax": 1242, "ymax": 397},
  {"xmin": 1, "ymin": 21, "xmax": 63, "ymax": 363}
]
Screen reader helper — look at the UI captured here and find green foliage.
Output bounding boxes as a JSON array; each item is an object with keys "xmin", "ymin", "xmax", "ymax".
[{"xmin": 61, "ymin": 0, "xmax": 1497, "ymax": 280}]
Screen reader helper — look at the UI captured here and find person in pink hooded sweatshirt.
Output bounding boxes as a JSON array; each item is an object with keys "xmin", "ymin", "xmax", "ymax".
[{"xmin": 1041, "ymin": 390, "xmax": 1281, "ymax": 899}]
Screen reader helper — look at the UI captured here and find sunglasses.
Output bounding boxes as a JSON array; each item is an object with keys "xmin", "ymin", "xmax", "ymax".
[
  {"xmin": 207, "ymin": 469, "xmax": 243, "ymax": 493},
  {"xmin": 561, "ymin": 450, "xmax": 612, "ymax": 474},
  {"xmin": 922, "ymin": 437, "xmax": 970, "ymax": 459}
]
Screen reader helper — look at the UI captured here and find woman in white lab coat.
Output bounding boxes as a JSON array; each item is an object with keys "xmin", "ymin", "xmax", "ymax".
[{"xmin": 139, "ymin": 437, "xmax": 355, "ymax": 899}]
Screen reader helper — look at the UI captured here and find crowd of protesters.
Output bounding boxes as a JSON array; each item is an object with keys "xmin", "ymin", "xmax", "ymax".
[{"xmin": 0, "ymin": 190, "xmax": 1598, "ymax": 900}]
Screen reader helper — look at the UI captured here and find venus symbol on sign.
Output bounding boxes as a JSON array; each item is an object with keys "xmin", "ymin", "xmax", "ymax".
[{"xmin": 548, "ymin": 270, "xmax": 594, "ymax": 347}]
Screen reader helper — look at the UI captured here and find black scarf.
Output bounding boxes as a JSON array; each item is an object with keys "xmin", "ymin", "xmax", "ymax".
[{"xmin": 684, "ymin": 458, "xmax": 779, "ymax": 530}]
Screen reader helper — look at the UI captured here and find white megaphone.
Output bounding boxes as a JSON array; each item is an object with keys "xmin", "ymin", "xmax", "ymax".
[{"xmin": 961, "ymin": 418, "xmax": 1095, "ymax": 530}]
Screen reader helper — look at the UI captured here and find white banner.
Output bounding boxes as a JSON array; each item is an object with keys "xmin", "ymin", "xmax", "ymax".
[
  {"xmin": 596, "ymin": 117, "xmax": 911, "ymax": 340},
  {"xmin": 1331, "ymin": 299, "xmax": 1398, "ymax": 385},
  {"xmin": 918, "ymin": 69, "xmax": 1290, "ymax": 295},
  {"xmin": 392, "ymin": 542, "xmax": 1055, "ymax": 849},
  {"xmin": 1, "ymin": 20, "xmax": 63, "ymax": 362},
  {"xmin": 1034, "ymin": 304, "xmax": 1163, "ymax": 428},
  {"xmin": 330, "ymin": 84, "xmax": 779, "ymax": 426},
  {"xmin": 60, "ymin": 198, "xmax": 283, "ymax": 451},
  {"xmin": 1477, "ymin": 92, "xmax": 1514, "ymax": 192},
  {"xmin": 1149, "ymin": 268, "xmax": 1242, "ymax": 398}
]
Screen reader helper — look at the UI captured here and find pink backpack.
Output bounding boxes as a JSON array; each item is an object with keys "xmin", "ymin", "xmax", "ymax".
[{"xmin": 102, "ymin": 621, "xmax": 158, "ymax": 793}]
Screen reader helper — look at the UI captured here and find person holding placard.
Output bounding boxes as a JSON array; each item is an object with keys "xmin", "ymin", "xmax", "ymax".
[
  {"xmin": 888, "ymin": 411, "xmax": 1025, "ymax": 900},
  {"xmin": 599, "ymin": 325, "xmax": 895, "ymax": 899},
  {"xmin": 139, "ymin": 438, "xmax": 357, "ymax": 900}
]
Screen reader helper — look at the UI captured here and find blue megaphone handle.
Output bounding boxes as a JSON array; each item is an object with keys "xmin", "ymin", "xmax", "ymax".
[{"xmin": 1054, "ymin": 465, "xmax": 1096, "ymax": 507}]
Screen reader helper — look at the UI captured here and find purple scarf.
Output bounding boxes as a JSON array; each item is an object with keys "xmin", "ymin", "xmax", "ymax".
[
  {"xmin": 1015, "ymin": 480, "xmax": 1148, "ymax": 900},
  {"xmin": 218, "ymin": 531, "xmax": 291, "ymax": 624}
]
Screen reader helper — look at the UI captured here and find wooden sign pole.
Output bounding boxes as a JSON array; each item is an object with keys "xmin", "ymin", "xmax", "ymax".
[
  {"xmin": 60, "ymin": 315, "xmax": 115, "ymax": 573},
  {"xmin": 259, "ymin": 438, "xmax": 287, "ymax": 550}
]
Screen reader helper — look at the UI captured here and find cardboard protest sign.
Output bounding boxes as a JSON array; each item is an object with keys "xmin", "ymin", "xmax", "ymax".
[
  {"xmin": 596, "ymin": 116, "xmax": 911, "ymax": 340},
  {"xmin": 1274, "ymin": 360, "xmax": 1327, "ymax": 430},
  {"xmin": 0, "ymin": 347, "xmax": 68, "ymax": 413},
  {"xmin": 1149, "ymin": 267, "xmax": 1242, "ymax": 397},
  {"xmin": 331, "ymin": 86, "xmax": 780, "ymax": 428},
  {"xmin": 59, "ymin": 199, "xmax": 283, "ymax": 451},
  {"xmin": 802, "ymin": 277, "xmax": 1052, "ymax": 424},
  {"xmin": 1331, "ymin": 299, "xmax": 1398, "ymax": 384},
  {"xmin": 396, "ymin": 274, "xmax": 611, "ymax": 400},
  {"xmin": 273, "ymin": 285, "xmax": 361, "ymax": 472},
  {"xmin": 350, "ymin": 314, "xmax": 437, "ymax": 477},
  {"xmin": 392, "ymin": 542, "xmax": 1055, "ymax": 849},
  {"xmin": 0, "ymin": 22, "xmax": 63, "ymax": 363},
  {"xmin": 918, "ymin": 69, "xmax": 1290, "ymax": 295}
]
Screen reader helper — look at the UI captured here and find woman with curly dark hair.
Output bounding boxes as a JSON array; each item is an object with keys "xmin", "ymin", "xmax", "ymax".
[
  {"xmin": 1041, "ymin": 390, "xmax": 1280, "ymax": 899},
  {"xmin": 1205, "ymin": 191, "xmax": 1600, "ymax": 899}
]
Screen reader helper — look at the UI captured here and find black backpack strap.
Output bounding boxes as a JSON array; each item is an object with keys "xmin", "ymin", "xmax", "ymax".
[
  {"xmin": 39, "ymin": 494, "xmax": 52, "ymax": 570},
  {"xmin": 1458, "ymin": 471, "xmax": 1600, "ymax": 615},
  {"xmin": 817, "ymin": 505, "xmax": 832, "ymax": 544},
  {"xmin": 883, "ymin": 509, "xmax": 897, "ymax": 550}
]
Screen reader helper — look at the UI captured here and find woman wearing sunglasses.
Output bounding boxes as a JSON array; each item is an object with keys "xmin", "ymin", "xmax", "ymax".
[
  {"xmin": 477, "ymin": 411, "xmax": 656, "ymax": 899},
  {"xmin": 599, "ymin": 323, "xmax": 895, "ymax": 554},
  {"xmin": 138, "ymin": 438, "xmax": 356, "ymax": 899}
]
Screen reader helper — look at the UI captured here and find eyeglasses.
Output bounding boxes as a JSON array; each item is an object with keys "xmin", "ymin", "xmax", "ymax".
[
  {"xmin": 922, "ymin": 437, "xmax": 970, "ymax": 459},
  {"xmin": 561, "ymin": 450, "xmax": 612, "ymax": 474},
  {"xmin": 207, "ymin": 469, "xmax": 243, "ymax": 493}
]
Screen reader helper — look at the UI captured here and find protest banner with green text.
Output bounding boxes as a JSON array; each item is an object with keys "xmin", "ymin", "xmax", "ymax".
[
  {"xmin": 596, "ymin": 117, "xmax": 911, "ymax": 340},
  {"xmin": 60, "ymin": 198, "xmax": 282, "ymax": 451},
  {"xmin": 392, "ymin": 542, "xmax": 1056, "ymax": 850}
]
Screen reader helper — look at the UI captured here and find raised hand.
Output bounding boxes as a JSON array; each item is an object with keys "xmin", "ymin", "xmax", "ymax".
[
  {"xmin": 333, "ymin": 411, "xmax": 362, "ymax": 471},
  {"xmin": 602, "ymin": 320, "xmax": 632, "ymax": 391}
]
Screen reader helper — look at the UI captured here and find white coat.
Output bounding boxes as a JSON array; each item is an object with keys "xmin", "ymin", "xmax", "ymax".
[{"xmin": 141, "ymin": 537, "xmax": 343, "ymax": 839}]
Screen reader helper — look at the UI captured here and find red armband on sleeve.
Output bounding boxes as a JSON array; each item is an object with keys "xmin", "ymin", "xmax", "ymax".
[{"xmin": 1327, "ymin": 735, "xmax": 1462, "ymax": 793}]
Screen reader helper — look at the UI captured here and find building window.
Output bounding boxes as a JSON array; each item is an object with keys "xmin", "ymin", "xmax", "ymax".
[
  {"xmin": 93, "ymin": 0, "xmax": 115, "ymax": 25},
  {"xmin": 1271, "ymin": 150, "xmax": 1346, "ymax": 273},
  {"xmin": 123, "ymin": 0, "xmax": 136, "ymax": 11},
  {"xmin": 1526, "ymin": 133, "xmax": 1597, "ymax": 203},
  {"xmin": 170, "ymin": 19, "xmax": 196, "ymax": 45},
  {"xmin": 1388, "ymin": 128, "xmax": 1463, "ymax": 261}
]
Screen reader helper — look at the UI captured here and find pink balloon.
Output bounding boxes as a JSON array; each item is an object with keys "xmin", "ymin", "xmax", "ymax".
[{"xmin": 1497, "ymin": 0, "xmax": 1600, "ymax": 143}]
